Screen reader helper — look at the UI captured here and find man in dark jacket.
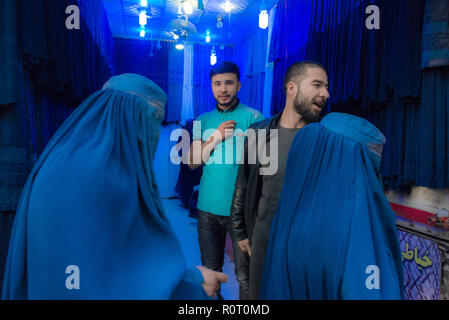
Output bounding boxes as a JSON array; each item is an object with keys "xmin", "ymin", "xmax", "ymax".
[{"xmin": 230, "ymin": 61, "xmax": 330, "ymax": 299}]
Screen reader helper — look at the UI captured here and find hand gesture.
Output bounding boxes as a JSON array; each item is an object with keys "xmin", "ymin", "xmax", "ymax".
[
  {"xmin": 196, "ymin": 266, "xmax": 229, "ymax": 298},
  {"xmin": 213, "ymin": 120, "xmax": 236, "ymax": 143}
]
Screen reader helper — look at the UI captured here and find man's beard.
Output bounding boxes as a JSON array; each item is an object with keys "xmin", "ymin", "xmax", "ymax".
[
  {"xmin": 217, "ymin": 94, "xmax": 238, "ymax": 107},
  {"xmin": 293, "ymin": 95, "xmax": 322, "ymax": 124}
]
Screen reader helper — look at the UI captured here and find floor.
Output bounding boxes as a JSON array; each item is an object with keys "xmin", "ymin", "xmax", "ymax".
[{"xmin": 162, "ymin": 199, "xmax": 239, "ymax": 300}]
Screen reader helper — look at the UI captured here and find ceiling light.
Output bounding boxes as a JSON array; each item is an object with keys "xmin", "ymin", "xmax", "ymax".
[
  {"xmin": 140, "ymin": 0, "xmax": 148, "ymax": 7},
  {"xmin": 210, "ymin": 47, "xmax": 217, "ymax": 65},
  {"xmin": 259, "ymin": 10, "xmax": 268, "ymax": 29},
  {"xmin": 216, "ymin": 15, "xmax": 223, "ymax": 29},
  {"xmin": 139, "ymin": 10, "xmax": 147, "ymax": 26},
  {"xmin": 183, "ymin": 1, "xmax": 194, "ymax": 15},
  {"xmin": 221, "ymin": 1, "xmax": 233, "ymax": 13},
  {"xmin": 175, "ymin": 40, "xmax": 185, "ymax": 50}
]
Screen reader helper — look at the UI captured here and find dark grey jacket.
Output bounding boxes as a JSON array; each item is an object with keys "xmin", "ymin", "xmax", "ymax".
[{"xmin": 230, "ymin": 112, "xmax": 282, "ymax": 243}]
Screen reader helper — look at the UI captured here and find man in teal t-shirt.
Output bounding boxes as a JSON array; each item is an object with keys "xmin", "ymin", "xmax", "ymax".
[{"xmin": 189, "ymin": 61, "xmax": 263, "ymax": 299}]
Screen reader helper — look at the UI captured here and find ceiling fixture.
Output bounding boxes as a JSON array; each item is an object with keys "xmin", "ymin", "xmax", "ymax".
[
  {"xmin": 169, "ymin": 18, "xmax": 197, "ymax": 46},
  {"xmin": 210, "ymin": 47, "xmax": 217, "ymax": 65},
  {"xmin": 140, "ymin": 0, "xmax": 148, "ymax": 7},
  {"xmin": 139, "ymin": 9, "xmax": 147, "ymax": 26},
  {"xmin": 259, "ymin": 10, "xmax": 268, "ymax": 29},
  {"xmin": 182, "ymin": 0, "xmax": 194, "ymax": 15},
  {"xmin": 259, "ymin": 1, "xmax": 268, "ymax": 30},
  {"xmin": 216, "ymin": 15, "xmax": 223, "ymax": 29},
  {"xmin": 221, "ymin": 1, "xmax": 233, "ymax": 13},
  {"xmin": 175, "ymin": 40, "xmax": 185, "ymax": 50}
]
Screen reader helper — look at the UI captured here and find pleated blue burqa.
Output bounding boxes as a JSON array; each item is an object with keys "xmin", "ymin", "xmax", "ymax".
[
  {"xmin": 2, "ymin": 73, "xmax": 208, "ymax": 299},
  {"xmin": 260, "ymin": 112, "xmax": 404, "ymax": 300}
]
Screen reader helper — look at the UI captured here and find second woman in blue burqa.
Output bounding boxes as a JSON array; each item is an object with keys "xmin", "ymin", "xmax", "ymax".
[{"xmin": 260, "ymin": 112, "xmax": 404, "ymax": 300}]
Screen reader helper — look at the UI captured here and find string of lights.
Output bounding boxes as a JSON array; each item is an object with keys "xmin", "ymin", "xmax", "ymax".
[{"xmin": 135, "ymin": 1, "xmax": 270, "ymax": 64}]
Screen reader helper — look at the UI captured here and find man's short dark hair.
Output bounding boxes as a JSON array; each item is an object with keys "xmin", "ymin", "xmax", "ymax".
[
  {"xmin": 283, "ymin": 61, "xmax": 327, "ymax": 93},
  {"xmin": 210, "ymin": 61, "xmax": 240, "ymax": 81}
]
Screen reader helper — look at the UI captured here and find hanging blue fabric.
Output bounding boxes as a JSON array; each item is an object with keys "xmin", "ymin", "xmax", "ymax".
[
  {"xmin": 418, "ymin": 67, "xmax": 449, "ymax": 188},
  {"xmin": 233, "ymin": 28, "xmax": 268, "ymax": 113},
  {"xmin": 192, "ymin": 44, "xmax": 234, "ymax": 117},
  {"xmin": 2, "ymin": 74, "xmax": 209, "ymax": 300},
  {"xmin": 260, "ymin": 113, "xmax": 404, "ymax": 300}
]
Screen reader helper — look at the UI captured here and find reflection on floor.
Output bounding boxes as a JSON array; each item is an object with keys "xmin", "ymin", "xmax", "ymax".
[{"xmin": 162, "ymin": 199, "xmax": 239, "ymax": 300}]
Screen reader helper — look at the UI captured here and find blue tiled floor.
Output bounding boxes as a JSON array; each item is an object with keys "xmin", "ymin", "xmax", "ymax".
[{"xmin": 162, "ymin": 199, "xmax": 239, "ymax": 300}]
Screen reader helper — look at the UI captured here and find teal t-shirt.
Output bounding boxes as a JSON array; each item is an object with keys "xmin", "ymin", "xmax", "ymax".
[{"xmin": 193, "ymin": 103, "xmax": 264, "ymax": 216}]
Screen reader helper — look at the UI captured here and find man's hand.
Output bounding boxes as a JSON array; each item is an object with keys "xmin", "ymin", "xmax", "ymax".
[
  {"xmin": 237, "ymin": 239, "xmax": 251, "ymax": 256},
  {"xmin": 213, "ymin": 120, "xmax": 236, "ymax": 143},
  {"xmin": 196, "ymin": 266, "xmax": 228, "ymax": 298}
]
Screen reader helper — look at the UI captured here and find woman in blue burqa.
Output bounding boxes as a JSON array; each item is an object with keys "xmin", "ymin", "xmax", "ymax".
[
  {"xmin": 2, "ymin": 73, "xmax": 227, "ymax": 299},
  {"xmin": 260, "ymin": 113, "xmax": 404, "ymax": 300}
]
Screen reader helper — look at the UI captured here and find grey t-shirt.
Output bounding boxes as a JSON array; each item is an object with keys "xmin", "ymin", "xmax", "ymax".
[
  {"xmin": 253, "ymin": 125, "xmax": 300, "ymax": 245},
  {"xmin": 249, "ymin": 125, "xmax": 300, "ymax": 299}
]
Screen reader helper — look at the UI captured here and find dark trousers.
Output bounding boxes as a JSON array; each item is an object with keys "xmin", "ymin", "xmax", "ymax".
[
  {"xmin": 197, "ymin": 210, "xmax": 250, "ymax": 300},
  {"xmin": 249, "ymin": 235, "xmax": 268, "ymax": 300},
  {"xmin": 0, "ymin": 211, "xmax": 15, "ymax": 296}
]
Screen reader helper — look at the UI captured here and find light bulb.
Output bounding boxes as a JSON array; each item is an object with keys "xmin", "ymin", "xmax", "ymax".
[
  {"xmin": 259, "ymin": 10, "xmax": 268, "ymax": 29},
  {"xmin": 183, "ymin": 1, "xmax": 193, "ymax": 15},
  {"xmin": 140, "ymin": 0, "xmax": 148, "ymax": 7},
  {"xmin": 139, "ymin": 10, "xmax": 147, "ymax": 26},
  {"xmin": 210, "ymin": 47, "xmax": 217, "ymax": 65},
  {"xmin": 210, "ymin": 53, "xmax": 217, "ymax": 65},
  {"xmin": 222, "ymin": 1, "xmax": 233, "ymax": 13},
  {"xmin": 216, "ymin": 15, "xmax": 223, "ymax": 29}
]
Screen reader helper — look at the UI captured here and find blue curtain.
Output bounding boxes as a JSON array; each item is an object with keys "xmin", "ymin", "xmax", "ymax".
[
  {"xmin": 167, "ymin": 45, "xmax": 185, "ymax": 122},
  {"xmin": 418, "ymin": 68, "xmax": 449, "ymax": 188},
  {"xmin": 182, "ymin": 43, "xmax": 194, "ymax": 123},
  {"xmin": 0, "ymin": 0, "xmax": 19, "ymax": 106},
  {"xmin": 269, "ymin": 0, "xmax": 367, "ymax": 114},
  {"xmin": 192, "ymin": 44, "xmax": 234, "ymax": 118},
  {"xmin": 18, "ymin": 0, "xmax": 113, "ymax": 103},
  {"xmin": 0, "ymin": 0, "xmax": 113, "ymax": 212},
  {"xmin": 233, "ymin": 28, "xmax": 268, "ymax": 113},
  {"xmin": 113, "ymin": 38, "xmax": 189, "ymax": 122},
  {"xmin": 267, "ymin": 0, "xmax": 449, "ymax": 190},
  {"xmin": 113, "ymin": 38, "xmax": 170, "ymax": 118},
  {"xmin": 417, "ymin": 0, "xmax": 449, "ymax": 188},
  {"xmin": 0, "ymin": 0, "xmax": 113, "ymax": 293}
]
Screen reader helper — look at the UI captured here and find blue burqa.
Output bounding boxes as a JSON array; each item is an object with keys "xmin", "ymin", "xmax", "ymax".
[
  {"xmin": 2, "ymin": 74, "xmax": 209, "ymax": 299},
  {"xmin": 260, "ymin": 113, "xmax": 404, "ymax": 300}
]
